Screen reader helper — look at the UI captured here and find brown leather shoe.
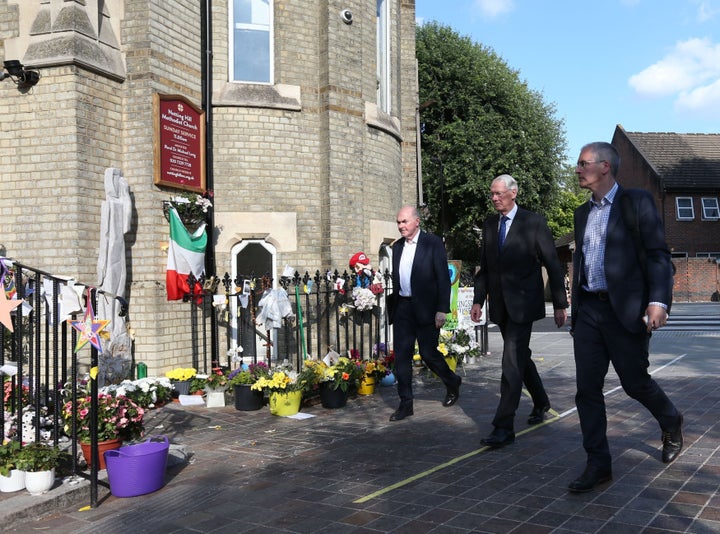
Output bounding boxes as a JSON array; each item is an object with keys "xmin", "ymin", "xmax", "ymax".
[{"xmin": 661, "ymin": 413, "xmax": 683, "ymax": 464}]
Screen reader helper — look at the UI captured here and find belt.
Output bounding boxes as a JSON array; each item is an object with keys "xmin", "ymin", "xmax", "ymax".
[{"xmin": 582, "ymin": 289, "xmax": 609, "ymax": 301}]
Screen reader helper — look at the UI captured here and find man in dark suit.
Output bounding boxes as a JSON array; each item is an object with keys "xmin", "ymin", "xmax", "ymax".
[
  {"xmin": 568, "ymin": 141, "xmax": 682, "ymax": 494},
  {"xmin": 471, "ymin": 174, "xmax": 568, "ymax": 448},
  {"xmin": 388, "ymin": 205, "xmax": 462, "ymax": 421}
]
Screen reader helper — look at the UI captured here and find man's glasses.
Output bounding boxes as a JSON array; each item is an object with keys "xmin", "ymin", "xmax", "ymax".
[
  {"xmin": 576, "ymin": 160, "xmax": 605, "ymax": 168},
  {"xmin": 490, "ymin": 190, "xmax": 510, "ymax": 198}
]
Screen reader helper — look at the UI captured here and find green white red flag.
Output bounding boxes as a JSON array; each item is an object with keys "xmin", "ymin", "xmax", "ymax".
[{"xmin": 166, "ymin": 206, "xmax": 206, "ymax": 300}]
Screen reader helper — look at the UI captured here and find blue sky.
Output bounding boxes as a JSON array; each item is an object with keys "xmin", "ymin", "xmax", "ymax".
[{"xmin": 415, "ymin": 0, "xmax": 720, "ymax": 164}]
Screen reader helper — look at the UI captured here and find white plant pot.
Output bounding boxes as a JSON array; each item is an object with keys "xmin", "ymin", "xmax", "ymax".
[
  {"xmin": 0, "ymin": 469, "xmax": 26, "ymax": 492},
  {"xmin": 206, "ymin": 391, "xmax": 225, "ymax": 408},
  {"xmin": 23, "ymin": 468, "xmax": 55, "ymax": 495}
]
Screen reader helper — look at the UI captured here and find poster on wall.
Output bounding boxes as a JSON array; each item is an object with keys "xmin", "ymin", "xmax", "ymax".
[{"xmin": 153, "ymin": 94, "xmax": 206, "ymax": 193}]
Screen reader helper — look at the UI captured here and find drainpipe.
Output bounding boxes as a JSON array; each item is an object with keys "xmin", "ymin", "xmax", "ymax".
[{"xmin": 201, "ymin": 0, "xmax": 219, "ymax": 365}]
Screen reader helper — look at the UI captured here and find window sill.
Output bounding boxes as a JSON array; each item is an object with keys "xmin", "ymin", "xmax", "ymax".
[{"xmin": 214, "ymin": 82, "xmax": 301, "ymax": 111}]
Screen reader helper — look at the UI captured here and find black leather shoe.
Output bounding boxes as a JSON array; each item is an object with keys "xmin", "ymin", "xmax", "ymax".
[
  {"xmin": 443, "ymin": 377, "xmax": 461, "ymax": 407},
  {"xmin": 662, "ymin": 413, "xmax": 683, "ymax": 464},
  {"xmin": 389, "ymin": 403, "xmax": 413, "ymax": 421},
  {"xmin": 527, "ymin": 404, "xmax": 550, "ymax": 425},
  {"xmin": 568, "ymin": 465, "xmax": 612, "ymax": 493},
  {"xmin": 480, "ymin": 429, "xmax": 515, "ymax": 449}
]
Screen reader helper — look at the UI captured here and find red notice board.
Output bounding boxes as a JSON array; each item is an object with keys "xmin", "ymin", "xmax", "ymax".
[{"xmin": 153, "ymin": 94, "xmax": 206, "ymax": 193}]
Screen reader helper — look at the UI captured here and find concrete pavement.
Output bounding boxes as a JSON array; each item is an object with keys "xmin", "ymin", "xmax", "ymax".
[{"xmin": 2, "ymin": 303, "xmax": 719, "ymax": 533}]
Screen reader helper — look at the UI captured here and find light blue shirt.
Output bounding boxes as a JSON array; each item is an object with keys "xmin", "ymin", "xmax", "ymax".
[{"xmin": 582, "ymin": 183, "xmax": 619, "ymax": 292}]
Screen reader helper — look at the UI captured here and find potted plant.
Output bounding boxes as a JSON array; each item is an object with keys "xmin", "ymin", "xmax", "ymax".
[
  {"xmin": 351, "ymin": 355, "xmax": 387, "ymax": 395},
  {"xmin": 313, "ymin": 356, "xmax": 361, "ymax": 409},
  {"xmin": 228, "ymin": 362, "xmax": 269, "ymax": 411},
  {"xmin": 165, "ymin": 367, "xmax": 197, "ymax": 396},
  {"xmin": 15, "ymin": 442, "xmax": 69, "ymax": 495},
  {"xmin": 61, "ymin": 393, "xmax": 145, "ymax": 470},
  {"xmin": 251, "ymin": 363, "xmax": 317, "ymax": 416},
  {"xmin": 100, "ymin": 376, "xmax": 174, "ymax": 409},
  {"xmin": 0, "ymin": 440, "xmax": 25, "ymax": 492}
]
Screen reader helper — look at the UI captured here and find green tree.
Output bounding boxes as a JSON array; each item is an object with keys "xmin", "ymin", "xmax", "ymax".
[
  {"xmin": 546, "ymin": 164, "xmax": 590, "ymax": 239},
  {"xmin": 417, "ymin": 22, "xmax": 567, "ymax": 266}
]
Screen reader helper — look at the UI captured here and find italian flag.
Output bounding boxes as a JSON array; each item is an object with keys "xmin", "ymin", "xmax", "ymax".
[{"xmin": 166, "ymin": 206, "xmax": 207, "ymax": 300}]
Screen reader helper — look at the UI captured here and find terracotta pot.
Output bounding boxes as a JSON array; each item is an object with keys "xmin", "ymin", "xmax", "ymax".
[{"xmin": 80, "ymin": 438, "xmax": 123, "ymax": 470}]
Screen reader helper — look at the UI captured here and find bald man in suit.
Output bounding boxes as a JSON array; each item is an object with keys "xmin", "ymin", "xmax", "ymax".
[{"xmin": 388, "ymin": 205, "xmax": 462, "ymax": 421}]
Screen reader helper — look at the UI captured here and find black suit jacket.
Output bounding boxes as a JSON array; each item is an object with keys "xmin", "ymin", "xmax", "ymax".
[
  {"xmin": 474, "ymin": 207, "xmax": 567, "ymax": 325},
  {"xmin": 571, "ymin": 187, "xmax": 673, "ymax": 333},
  {"xmin": 390, "ymin": 231, "xmax": 450, "ymax": 325}
]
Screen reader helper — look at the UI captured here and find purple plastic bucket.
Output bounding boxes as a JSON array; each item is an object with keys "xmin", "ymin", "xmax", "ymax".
[{"xmin": 105, "ymin": 435, "xmax": 170, "ymax": 498}]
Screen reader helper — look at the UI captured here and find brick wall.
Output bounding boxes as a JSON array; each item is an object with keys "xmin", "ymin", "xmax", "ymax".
[{"xmin": 0, "ymin": 0, "xmax": 418, "ymax": 374}]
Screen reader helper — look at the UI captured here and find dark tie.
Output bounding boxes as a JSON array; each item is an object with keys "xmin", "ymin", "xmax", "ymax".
[{"xmin": 498, "ymin": 215, "xmax": 509, "ymax": 251}]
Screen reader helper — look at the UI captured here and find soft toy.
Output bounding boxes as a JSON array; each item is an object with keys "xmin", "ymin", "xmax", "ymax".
[{"xmin": 349, "ymin": 252, "xmax": 384, "ymax": 294}]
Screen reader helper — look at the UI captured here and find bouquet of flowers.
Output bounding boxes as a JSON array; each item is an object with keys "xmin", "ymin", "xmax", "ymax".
[
  {"xmin": 440, "ymin": 327, "xmax": 481, "ymax": 362},
  {"xmin": 166, "ymin": 192, "xmax": 213, "ymax": 226},
  {"xmin": 351, "ymin": 287, "xmax": 376, "ymax": 311}
]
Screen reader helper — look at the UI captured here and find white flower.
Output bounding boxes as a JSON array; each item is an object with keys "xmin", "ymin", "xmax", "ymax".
[{"xmin": 352, "ymin": 287, "xmax": 376, "ymax": 311}]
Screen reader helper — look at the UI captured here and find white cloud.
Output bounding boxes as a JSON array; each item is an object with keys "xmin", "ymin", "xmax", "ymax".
[
  {"xmin": 473, "ymin": 0, "xmax": 515, "ymax": 18},
  {"xmin": 628, "ymin": 38, "xmax": 720, "ymax": 108},
  {"xmin": 675, "ymin": 78, "xmax": 720, "ymax": 116},
  {"xmin": 695, "ymin": 1, "xmax": 720, "ymax": 22}
]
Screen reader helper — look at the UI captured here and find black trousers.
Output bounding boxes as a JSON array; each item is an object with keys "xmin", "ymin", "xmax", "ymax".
[
  {"xmin": 492, "ymin": 316, "xmax": 549, "ymax": 431},
  {"xmin": 392, "ymin": 298, "xmax": 460, "ymax": 404},
  {"xmin": 573, "ymin": 292, "xmax": 680, "ymax": 471}
]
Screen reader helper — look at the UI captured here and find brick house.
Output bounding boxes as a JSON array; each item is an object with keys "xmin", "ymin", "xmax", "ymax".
[
  {"xmin": 612, "ymin": 125, "xmax": 720, "ymax": 259},
  {"xmin": 0, "ymin": 1, "xmax": 420, "ymax": 371}
]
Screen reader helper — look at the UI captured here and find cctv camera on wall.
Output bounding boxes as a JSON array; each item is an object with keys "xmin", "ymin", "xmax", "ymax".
[{"xmin": 340, "ymin": 9, "xmax": 353, "ymax": 24}]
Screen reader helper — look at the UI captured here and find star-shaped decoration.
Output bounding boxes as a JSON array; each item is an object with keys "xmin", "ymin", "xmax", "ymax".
[
  {"xmin": 70, "ymin": 298, "xmax": 110, "ymax": 353},
  {"xmin": 0, "ymin": 288, "xmax": 22, "ymax": 332}
]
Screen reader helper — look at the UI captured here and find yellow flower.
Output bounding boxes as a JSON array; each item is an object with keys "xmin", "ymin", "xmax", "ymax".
[
  {"xmin": 437, "ymin": 343, "xmax": 449, "ymax": 357},
  {"xmin": 165, "ymin": 368, "xmax": 197, "ymax": 381}
]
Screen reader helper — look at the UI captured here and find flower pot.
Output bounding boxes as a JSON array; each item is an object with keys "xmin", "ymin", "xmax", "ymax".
[
  {"xmin": 380, "ymin": 372, "xmax": 396, "ymax": 386},
  {"xmin": 234, "ymin": 384, "xmax": 264, "ymax": 411},
  {"xmin": 433, "ymin": 356, "xmax": 458, "ymax": 379},
  {"xmin": 81, "ymin": 438, "xmax": 123, "ymax": 470},
  {"xmin": 269, "ymin": 390, "xmax": 303, "ymax": 416},
  {"xmin": 24, "ymin": 468, "xmax": 54, "ymax": 495},
  {"xmin": 319, "ymin": 382, "xmax": 348, "ymax": 409},
  {"xmin": 0, "ymin": 469, "xmax": 26, "ymax": 493},
  {"xmin": 357, "ymin": 375, "xmax": 376, "ymax": 395},
  {"xmin": 173, "ymin": 380, "xmax": 191, "ymax": 396},
  {"xmin": 205, "ymin": 391, "xmax": 225, "ymax": 408}
]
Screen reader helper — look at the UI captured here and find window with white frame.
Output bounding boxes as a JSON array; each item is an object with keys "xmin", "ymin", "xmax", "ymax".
[
  {"xmin": 230, "ymin": 0, "xmax": 273, "ymax": 84},
  {"xmin": 675, "ymin": 197, "xmax": 694, "ymax": 220},
  {"xmin": 376, "ymin": 0, "xmax": 390, "ymax": 113},
  {"xmin": 701, "ymin": 197, "xmax": 719, "ymax": 220}
]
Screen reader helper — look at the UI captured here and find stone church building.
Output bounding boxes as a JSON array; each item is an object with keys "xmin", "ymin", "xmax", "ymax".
[{"xmin": 0, "ymin": 0, "xmax": 420, "ymax": 373}]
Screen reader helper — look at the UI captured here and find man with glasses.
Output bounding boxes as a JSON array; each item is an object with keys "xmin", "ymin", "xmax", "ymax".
[
  {"xmin": 471, "ymin": 174, "xmax": 568, "ymax": 449},
  {"xmin": 568, "ymin": 142, "xmax": 682, "ymax": 493}
]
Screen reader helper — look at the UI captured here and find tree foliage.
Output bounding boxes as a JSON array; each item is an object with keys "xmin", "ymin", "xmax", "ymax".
[{"xmin": 417, "ymin": 22, "xmax": 569, "ymax": 265}]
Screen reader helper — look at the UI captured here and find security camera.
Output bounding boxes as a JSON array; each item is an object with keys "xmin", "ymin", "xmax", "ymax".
[{"xmin": 340, "ymin": 9, "xmax": 353, "ymax": 24}]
